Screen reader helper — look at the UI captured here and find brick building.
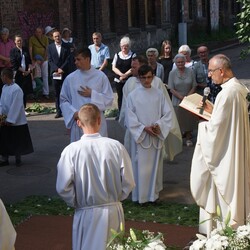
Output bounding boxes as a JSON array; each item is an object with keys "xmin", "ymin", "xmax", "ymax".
[{"xmin": 0, "ymin": 0, "xmax": 240, "ymax": 55}]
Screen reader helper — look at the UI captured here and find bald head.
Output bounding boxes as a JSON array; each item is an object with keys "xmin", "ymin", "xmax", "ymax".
[
  {"xmin": 208, "ymin": 54, "xmax": 234, "ymax": 84},
  {"xmin": 210, "ymin": 54, "xmax": 232, "ymax": 70}
]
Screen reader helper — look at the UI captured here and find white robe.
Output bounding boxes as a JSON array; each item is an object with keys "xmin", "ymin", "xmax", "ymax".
[
  {"xmin": 56, "ymin": 133, "xmax": 135, "ymax": 250},
  {"xmin": 60, "ymin": 67, "xmax": 114, "ymax": 142},
  {"xmin": 0, "ymin": 83, "xmax": 26, "ymax": 125},
  {"xmin": 190, "ymin": 77, "xmax": 250, "ymax": 236},
  {"xmin": 126, "ymin": 85, "xmax": 172, "ymax": 203},
  {"xmin": 0, "ymin": 199, "xmax": 16, "ymax": 250},
  {"xmin": 119, "ymin": 76, "xmax": 182, "ymax": 161}
]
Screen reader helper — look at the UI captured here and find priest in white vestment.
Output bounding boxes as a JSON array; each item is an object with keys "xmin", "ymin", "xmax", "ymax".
[
  {"xmin": 190, "ymin": 54, "xmax": 250, "ymax": 237},
  {"xmin": 119, "ymin": 56, "xmax": 182, "ymax": 161},
  {"xmin": 60, "ymin": 47, "xmax": 113, "ymax": 142},
  {"xmin": 56, "ymin": 103, "xmax": 135, "ymax": 250},
  {"xmin": 125, "ymin": 65, "xmax": 172, "ymax": 204}
]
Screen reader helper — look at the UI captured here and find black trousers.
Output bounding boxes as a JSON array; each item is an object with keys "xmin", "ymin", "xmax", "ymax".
[
  {"xmin": 52, "ymin": 79, "xmax": 63, "ymax": 115},
  {"xmin": 115, "ymin": 81, "xmax": 126, "ymax": 112}
]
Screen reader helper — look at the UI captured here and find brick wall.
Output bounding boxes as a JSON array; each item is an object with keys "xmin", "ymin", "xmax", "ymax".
[{"xmin": 0, "ymin": 0, "xmax": 23, "ymax": 38}]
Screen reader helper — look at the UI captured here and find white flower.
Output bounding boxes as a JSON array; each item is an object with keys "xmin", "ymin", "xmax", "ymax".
[
  {"xmin": 205, "ymin": 234, "xmax": 229, "ymax": 250},
  {"xmin": 144, "ymin": 239, "xmax": 166, "ymax": 250},
  {"xmin": 189, "ymin": 238, "xmax": 206, "ymax": 250},
  {"xmin": 237, "ymin": 224, "xmax": 250, "ymax": 239}
]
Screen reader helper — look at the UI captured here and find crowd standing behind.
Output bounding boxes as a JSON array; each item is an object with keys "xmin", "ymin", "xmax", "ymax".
[
  {"xmin": 168, "ymin": 53, "xmax": 197, "ymax": 147},
  {"xmin": 88, "ymin": 32, "xmax": 110, "ymax": 73},
  {"xmin": 10, "ymin": 34, "xmax": 33, "ymax": 109},
  {"xmin": 29, "ymin": 27, "xmax": 50, "ymax": 99},
  {"xmin": 48, "ymin": 30, "xmax": 70, "ymax": 118},
  {"xmin": 146, "ymin": 48, "xmax": 164, "ymax": 82},
  {"xmin": 61, "ymin": 27, "xmax": 77, "ymax": 74},
  {"xmin": 0, "ymin": 28, "xmax": 15, "ymax": 96},
  {"xmin": 193, "ymin": 45, "xmax": 222, "ymax": 102},
  {"xmin": 112, "ymin": 36, "xmax": 136, "ymax": 118}
]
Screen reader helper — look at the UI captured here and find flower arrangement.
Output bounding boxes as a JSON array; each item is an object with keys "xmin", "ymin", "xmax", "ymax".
[
  {"xmin": 107, "ymin": 223, "xmax": 166, "ymax": 250},
  {"xmin": 190, "ymin": 207, "xmax": 250, "ymax": 250}
]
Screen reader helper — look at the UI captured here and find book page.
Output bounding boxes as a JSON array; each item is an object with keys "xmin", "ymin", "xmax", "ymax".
[{"xmin": 179, "ymin": 93, "xmax": 213, "ymax": 121}]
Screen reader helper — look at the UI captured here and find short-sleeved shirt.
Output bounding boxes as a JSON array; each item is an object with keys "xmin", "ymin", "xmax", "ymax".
[
  {"xmin": 88, "ymin": 43, "xmax": 110, "ymax": 69},
  {"xmin": 29, "ymin": 35, "xmax": 49, "ymax": 60},
  {"xmin": 0, "ymin": 39, "xmax": 15, "ymax": 68}
]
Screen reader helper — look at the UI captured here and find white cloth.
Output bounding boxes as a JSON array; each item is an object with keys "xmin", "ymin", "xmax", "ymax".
[
  {"xmin": 56, "ymin": 133, "xmax": 135, "ymax": 250},
  {"xmin": 190, "ymin": 77, "xmax": 250, "ymax": 236},
  {"xmin": 0, "ymin": 83, "xmax": 27, "ymax": 125},
  {"xmin": 60, "ymin": 67, "xmax": 114, "ymax": 142},
  {"xmin": 41, "ymin": 60, "xmax": 49, "ymax": 95},
  {"xmin": 119, "ymin": 76, "xmax": 182, "ymax": 161},
  {"xmin": 0, "ymin": 199, "xmax": 16, "ymax": 250},
  {"xmin": 126, "ymin": 85, "xmax": 172, "ymax": 203}
]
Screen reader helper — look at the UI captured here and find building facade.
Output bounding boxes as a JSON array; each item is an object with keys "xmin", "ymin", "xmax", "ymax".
[{"xmin": 0, "ymin": 0, "xmax": 240, "ymax": 56}]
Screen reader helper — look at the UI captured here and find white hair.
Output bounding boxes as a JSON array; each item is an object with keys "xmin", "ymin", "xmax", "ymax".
[
  {"xmin": 173, "ymin": 53, "xmax": 186, "ymax": 63},
  {"xmin": 178, "ymin": 45, "xmax": 191, "ymax": 56},
  {"xmin": 120, "ymin": 36, "xmax": 131, "ymax": 47},
  {"xmin": 146, "ymin": 48, "xmax": 159, "ymax": 57}
]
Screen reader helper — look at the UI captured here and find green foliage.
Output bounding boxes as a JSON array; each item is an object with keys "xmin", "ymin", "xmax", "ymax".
[
  {"xmin": 235, "ymin": 0, "xmax": 250, "ymax": 58},
  {"xmin": 104, "ymin": 108, "xmax": 119, "ymax": 118},
  {"xmin": 25, "ymin": 103, "xmax": 56, "ymax": 114},
  {"xmin": 6, "ymin": 196, "xmax": 199, "ymax": 227}
]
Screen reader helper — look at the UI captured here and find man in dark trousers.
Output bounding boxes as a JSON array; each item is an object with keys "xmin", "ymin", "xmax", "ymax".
[{"xmin": 48, "ymin": 30, "xmax": 70, "ymax": 118}]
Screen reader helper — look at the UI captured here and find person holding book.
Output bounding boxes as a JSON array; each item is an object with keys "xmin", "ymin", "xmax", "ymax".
[
  {"xmin": 168, "ymin": 53, "xmax": 197, "ymax": 147},
  {"xmin": 190, "ymin": 54, "xmax": 250, "ymax": 237}
]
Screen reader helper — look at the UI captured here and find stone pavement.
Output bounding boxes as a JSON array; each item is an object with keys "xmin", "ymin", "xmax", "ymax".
[{"xmin": 0, "ymin": 42, "xmax": 249, "ymax": 206}]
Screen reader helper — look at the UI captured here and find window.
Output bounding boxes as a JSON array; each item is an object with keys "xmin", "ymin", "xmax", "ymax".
[
  {"xmin": 146, "ymin": 0, "xmax": 156, "ymax": 25},
  {"xmin": 128, "ymin": 0, "xmax": 140, "ymax": 27}
]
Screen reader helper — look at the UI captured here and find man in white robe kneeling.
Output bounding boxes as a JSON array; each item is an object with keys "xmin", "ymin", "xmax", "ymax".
[
  {"xmin": 56, "ymin": 103, "xmax": 135, "ymax": 250},
  {"xmin": 125, "ymin": 65, "xmax": 173, "ymax": 204}
]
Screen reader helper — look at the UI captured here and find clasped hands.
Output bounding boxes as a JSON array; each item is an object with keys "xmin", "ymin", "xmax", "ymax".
[
  {"xmin": 78, "ymin": 86, "xmax": 92, "ymax": 97},
  {"xmin": 144, "ymin": 124, "xmax": 161, "ymax": 136}
]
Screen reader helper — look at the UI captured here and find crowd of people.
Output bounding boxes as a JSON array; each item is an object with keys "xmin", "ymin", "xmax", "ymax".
[{"xmin": 0, "ymin": 26, "xmax": 249, "ymax": 250}]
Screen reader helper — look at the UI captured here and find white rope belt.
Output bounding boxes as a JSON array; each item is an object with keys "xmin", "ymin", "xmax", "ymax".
[{"xmin": 76, "ymin": 201, "xmax": 121, "ymax": 211}]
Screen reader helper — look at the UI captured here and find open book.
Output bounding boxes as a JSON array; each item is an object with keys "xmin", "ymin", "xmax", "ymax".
[{"xmin": 179, "ymin": 93, "xmax": 213, "ymax": 121}]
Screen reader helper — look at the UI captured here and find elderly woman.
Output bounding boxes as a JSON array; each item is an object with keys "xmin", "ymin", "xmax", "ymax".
[
  {"xmin": 112, "ymin": 36, "xmax": 136, "ymax": 115},
  {"xmin": 146, "ymin": 48, "xmax": 164, "ymax": 82},
  {"xmin": 172, "ymin": 44, "xmax": 196, "ymax": 70},
  {"xmin": 168, "ymin": 53, "xmax": 197, "ymax": 146}
]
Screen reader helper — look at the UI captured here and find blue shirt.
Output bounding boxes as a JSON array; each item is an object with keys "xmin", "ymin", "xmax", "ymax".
[{"xmin": 88, "ymin": 43, "xmax": 110, "ymax": 69}]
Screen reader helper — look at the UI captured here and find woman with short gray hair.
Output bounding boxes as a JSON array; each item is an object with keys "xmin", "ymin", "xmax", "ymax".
[{"xmin": 168, "ymin": 53, "xmax": 197, "ymax": 146}]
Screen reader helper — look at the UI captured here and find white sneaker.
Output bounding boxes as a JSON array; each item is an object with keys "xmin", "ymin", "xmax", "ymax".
[{"xmin": 25, "ymin": 111, "xmax": 30, "ymax": 116}]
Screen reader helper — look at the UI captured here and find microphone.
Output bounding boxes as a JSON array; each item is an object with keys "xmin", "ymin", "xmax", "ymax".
[{"xmin": 199, "ymin": 87, "xmax": 210, "ymax": 115}]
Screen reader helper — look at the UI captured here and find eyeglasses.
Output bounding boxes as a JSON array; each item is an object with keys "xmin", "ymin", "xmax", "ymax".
[
  {"xmin": 208, "ymin": 68, "xmax": 221, "ymax": 75},
  {"xmin": 139, "ymin": 76, "xmax": 153, "ymax": 80}
]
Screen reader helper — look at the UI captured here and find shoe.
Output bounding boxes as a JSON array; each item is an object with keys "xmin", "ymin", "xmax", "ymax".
[
  {"xmin": 43, "ymin": 95, "xmax": 50, "ymax": 100},
  {"xmin": 16, "ymin": 159, "xmax": 22, "ymax": 167},
  {"xmin": 55, "ymin": 113, "xmax": 63, "ymax": 118},
  {"xmin": 0, "ymin": 160, "xmax": 9, "ymax": 167},
  {"xmin": 186, "ymin": 139, "xmax": 193, "ymax": 147},
  {"xmin": 25, "ymin": 111, "xmax": 30, "ymax": 116}
]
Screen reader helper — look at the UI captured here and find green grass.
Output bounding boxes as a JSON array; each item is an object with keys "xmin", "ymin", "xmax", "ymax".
[{"xmin": 6, "ymin": 195, "xmax": 199, "ymax": 227}]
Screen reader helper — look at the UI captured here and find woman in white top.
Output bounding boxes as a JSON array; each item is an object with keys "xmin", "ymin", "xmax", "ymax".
[{"xmin": 112, "ymin": 37, "xmax": 136, "ymax": 114}]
